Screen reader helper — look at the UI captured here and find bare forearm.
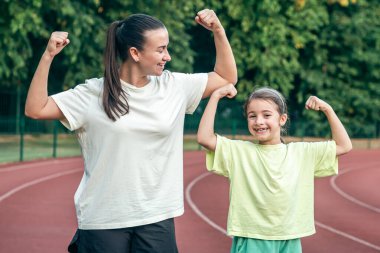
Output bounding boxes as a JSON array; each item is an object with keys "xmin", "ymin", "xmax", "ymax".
[
  {"xmin": 197, "ymin": 95, "xmax": 220, "ymax": 151},
  {"xmin": 213, "ymin": 29, "xmax": 237, "ymax": 85},
  {"xmin": 324, "ymin": 107, "xmax": 352, "ymax": 156},
  {"xmin": 25, "ymin": 52, "xmax": 53, "ymax": 118}
]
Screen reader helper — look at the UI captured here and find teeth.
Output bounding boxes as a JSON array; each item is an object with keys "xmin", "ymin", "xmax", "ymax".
[{"xmin": 255, "ymin": 128, "xmax": 267, "ymax": 132}]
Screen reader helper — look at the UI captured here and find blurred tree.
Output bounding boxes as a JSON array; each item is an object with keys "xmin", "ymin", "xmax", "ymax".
[
  {"xmin": 0, "ymin": 0, "xmax": 201, "ymax": 92},
  {"xmin": 0, "ymin": 0, "xmax": 379, "ymax": 137},
  {"xmin": 189, "ymin": 0, "xmax": 380, "ymax": 138},
  {"xmin": 297, "ymin": 0, "xmax": 380, "ymax": 137}
]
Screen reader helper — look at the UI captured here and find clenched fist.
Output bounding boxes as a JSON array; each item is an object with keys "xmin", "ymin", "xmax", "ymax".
[{"xmin": 45, "ymin": 31, "xmax": 70, "ymax": 58}]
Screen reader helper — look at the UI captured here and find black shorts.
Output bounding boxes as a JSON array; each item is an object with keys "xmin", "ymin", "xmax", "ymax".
[{"xmin": 68, "ymin": 218, "xmax": 178, "ymax": 253}]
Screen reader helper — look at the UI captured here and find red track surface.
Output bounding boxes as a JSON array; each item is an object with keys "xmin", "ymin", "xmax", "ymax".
[{"xmin": 0, "ymin": 150, "xmax": 379, "ymax": 252}]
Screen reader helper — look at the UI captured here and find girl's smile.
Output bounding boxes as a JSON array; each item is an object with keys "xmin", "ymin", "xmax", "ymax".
[{"xmin": 246, "ymin": 99, "xmax": 287, "ymax": 145}]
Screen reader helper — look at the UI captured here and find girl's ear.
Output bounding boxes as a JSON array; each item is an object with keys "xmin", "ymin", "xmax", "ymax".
[
  {"xmin": 280, "ymin": 114, "xmax": 288, "ymax": 126},
  {"xmin": 129, "ymin": 47, "xmax": 140, "ymax": 62}
]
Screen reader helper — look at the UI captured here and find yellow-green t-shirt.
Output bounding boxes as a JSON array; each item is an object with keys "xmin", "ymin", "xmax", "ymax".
[{"xmin": 206, "ymin": 135, "xmax": 338, "ymax": 240}]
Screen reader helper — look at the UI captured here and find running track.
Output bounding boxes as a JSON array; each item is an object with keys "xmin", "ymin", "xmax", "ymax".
[{"xmin": 0, "ymin": 150, "xmax": 379, "ymax": 252}]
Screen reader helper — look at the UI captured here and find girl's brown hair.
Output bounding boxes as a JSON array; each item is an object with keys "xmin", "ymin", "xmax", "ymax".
[{"xmin": 244, "ymin": 87, "xmax": 289, "ymax": 140}]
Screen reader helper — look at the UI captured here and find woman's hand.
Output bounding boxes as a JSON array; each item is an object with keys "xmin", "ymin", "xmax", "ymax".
[
  {"xmin": 45, "ymin": 31, "xmax": 70, "ymax": 58},
  {"xmin": 195, "ymin": 9, "xmax": 224, "ymax": 33}
]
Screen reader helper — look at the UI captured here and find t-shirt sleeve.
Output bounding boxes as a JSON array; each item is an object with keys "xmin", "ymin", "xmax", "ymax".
[
  {"xmin": 172, "ymin": 72, "xmax": 208, "ymax": 114},
  {"xmin": 206, "ymin": 135, "xmax": 232, "ymax": 178},
  {"xmin": 312, "ymin": 141, "xmax": 338, "ymax": 177},
  {"xmin": 51, "ymin": 81, "xmax": 94, "ymax": 131}
]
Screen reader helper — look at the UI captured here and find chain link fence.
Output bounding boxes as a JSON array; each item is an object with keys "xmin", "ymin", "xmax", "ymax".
[{"xmin": 1, "ymin": 90, "xmax": 379, "ymax": 163}]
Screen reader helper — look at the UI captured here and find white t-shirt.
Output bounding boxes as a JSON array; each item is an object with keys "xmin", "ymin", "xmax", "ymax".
[{"xmin": 52, "ymin": 70, "xmax": 207, "ymax": 229}]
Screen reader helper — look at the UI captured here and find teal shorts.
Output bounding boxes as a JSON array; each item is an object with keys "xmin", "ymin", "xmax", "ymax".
[{"xmin": 231, "ymin": 236, "xmax": 302, "ymax": 253}]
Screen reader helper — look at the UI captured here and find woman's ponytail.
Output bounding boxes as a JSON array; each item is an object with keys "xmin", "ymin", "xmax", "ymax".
[
  {"xmin": 103, "ymin": 21, "xmax": 129, "ymax": 121},
  {"xmin": 102, "ymin": 14, "xmax": 165, "ymax": 121}
]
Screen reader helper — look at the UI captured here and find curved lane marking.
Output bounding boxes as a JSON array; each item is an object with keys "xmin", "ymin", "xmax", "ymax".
[
  {"xmin": 331, "ymin": 167, "xmax": 380, "ymax": 213},
  {"xmin": 315, "ymin": 221, "xmax": 380, "ymax": 251},
  {"xmin": 186, "ymin": 171, "xmax": 380, "ymax": 251},
  {"xmin": 185, "ymin": 172, "xmax": 230, "ymax": 237},
  {"xmin": 0, "ymin": 168, "xmax": 82, "ymax": 203},
  {"xmin": 0, "ymin": 159, "xmax": 81, "ymax": 173}
]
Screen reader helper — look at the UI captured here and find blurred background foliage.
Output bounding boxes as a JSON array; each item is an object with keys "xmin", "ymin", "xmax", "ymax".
[{"xmin": 0, "ymin": 0, "xmax": 379, "ymax": 138}]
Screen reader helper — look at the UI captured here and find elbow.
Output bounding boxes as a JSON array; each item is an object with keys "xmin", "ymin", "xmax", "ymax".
[
  {"xmin": 345, "ymin": 141, "xmax": 353, "ymax": 153},
  {"xmin": 197, "ymin": 134, "xmax": 216, "ymax": 151},
  {"xmin": 24, "ymin": 108, "xmax": 33, "ymax": 119},
  {"xmin": 197, "ymin": 135, "xmax": 210, "ymax": 150},
  {"xmin": 197, "ymin": 135, "xmax": 206, "ymax": 147},
  {"xmin": 344, "ymin": 139, "xmax": 353, "ymax": 154},
  {"xmin": 337, "ymin": 141, "xmax": 353, "ymax": 156},
  {"xmin": 230, "ymin": 76, "xmax": 238, "ymax": 86},
  {"xmin": 25, "ymin": 108, "xmax": 40, "ymax": 120}
]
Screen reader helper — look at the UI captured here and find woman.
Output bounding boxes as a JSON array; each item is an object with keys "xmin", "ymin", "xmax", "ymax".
[{"xmin": 25, "ymin": 9, "xmax": 237, "ymax": 253}]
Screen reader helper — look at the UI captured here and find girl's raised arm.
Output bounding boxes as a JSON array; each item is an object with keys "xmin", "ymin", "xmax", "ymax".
[
  {"xmin": 25, "ymin": 32, "xmax": 69, "ymax": 120},
  {"xmin": 305, "ymin": 96, "xmax": 352, "ymax": 156},
  {"xmin": 197, "ymin": 84, "xmax": 237, "ymax": 151}
]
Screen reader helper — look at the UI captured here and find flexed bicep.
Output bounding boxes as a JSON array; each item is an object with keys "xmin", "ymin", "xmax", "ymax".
[{"xmin": 25, "ymin": 31, "xmax": 70, "ymax": 120}]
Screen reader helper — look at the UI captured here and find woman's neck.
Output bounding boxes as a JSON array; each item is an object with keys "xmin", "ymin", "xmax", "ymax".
[{"xmin": 119, "ymin": 61, "xmax": 150, "ymax": 88}]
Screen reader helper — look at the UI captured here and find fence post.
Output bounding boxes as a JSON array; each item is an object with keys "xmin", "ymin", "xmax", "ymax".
[
  {"xmin": 52, "ymin": 120, "xmax": 58, "ymax": 158},
  {"xmin": 19, "ymin": 116, "xmax": 25, "ymax": 161},
  {"xmin": 232, "ymin": 119, "xmax": 237, "ymax": 139},
  {"xmin": 16, "ymin": 84, "xmax": 21, "ymax": 134}
]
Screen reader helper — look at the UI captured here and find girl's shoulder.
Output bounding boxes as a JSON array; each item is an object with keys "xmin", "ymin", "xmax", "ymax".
[
  {"xmin": 217, "ymin": 135, "xmax": 256, "ymax": 149},
  {"xmin": 286, "ymin": 140, "xmax": 335, "ymax": 152}
]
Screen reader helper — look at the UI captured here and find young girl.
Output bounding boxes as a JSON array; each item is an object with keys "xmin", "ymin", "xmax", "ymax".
[
  {"xmin": 197, "ymin": 84, "xmax": 352, "ymax": 253},
  {"xmin": 25, "ymin": 9, "xmax": 237, "ymax": 253}
]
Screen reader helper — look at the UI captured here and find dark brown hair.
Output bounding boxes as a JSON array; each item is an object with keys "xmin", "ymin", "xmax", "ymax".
[{"xmin": 103, "ymin": 14, "xmax": 165, "ymax": 121}]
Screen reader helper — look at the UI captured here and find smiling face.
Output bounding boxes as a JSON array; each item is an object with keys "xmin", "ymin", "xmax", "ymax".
[
  {"xmin": 135, "ymin": 28, "xmax": 171, "ymax": 76},
  {"xmin": 246, "ymin": 99, "xmax": 288, "ymax": 145}
]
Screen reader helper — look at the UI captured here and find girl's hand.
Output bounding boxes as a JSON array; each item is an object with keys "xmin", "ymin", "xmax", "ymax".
[
  {"xmin": 211, "ymin": 83, "xmax": 237, "ymax": 99},
  {"xmin": 305, "ymin": 96, "xmax": 332, "ymax": 112},
  {"xmin": 45, "ymin": 31, "xmax": 70, "ymax": 58},
  {"xmin": 195, "ymin": 9, "xmax": 224, "ymax": 33}
]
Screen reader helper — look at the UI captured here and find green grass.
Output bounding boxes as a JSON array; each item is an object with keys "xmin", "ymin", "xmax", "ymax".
[
  {"xmin": 0, "ymin": 134, "xmax": 202, "ymax": 164},
  {"xmin": 2, "ymin": 133, "xmax": 379, "ymax": 164},
  {"xmin": 0, "ymin": 134, "xmax": 81, "ymax": 163},
  {"xmin": 184, "ymin": 138, "xmax": 202, "ymax": 151}
]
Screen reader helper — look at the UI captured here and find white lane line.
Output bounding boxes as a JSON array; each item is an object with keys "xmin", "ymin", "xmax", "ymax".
[
  {"xmin": 315, "ymin": 221, "xmax": 380, "ymax": 251},
  {"xmin": 185, "ymin": 170, "xmax": 380, "ymax": 251},
  {"xmin": 0, "ymin": 168, "xmax": 82, "ymax": 203},
  {"xmin": 331, "ymin": 167, "xmax": 380, "ymax": 213},
  {"xmin": 0, "ymin": 158, "xmax": 81, "ymax": 173},
  {"xmin": 185, "ymin": 172, "xmax": 230, "ymax": 237}
]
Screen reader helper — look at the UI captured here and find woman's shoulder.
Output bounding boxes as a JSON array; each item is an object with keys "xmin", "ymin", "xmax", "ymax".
[
  {"xmin": 71, "ymin": 77, "xmax": 103, "ymax": 95},
  {"xmin": 154, "ymin": 70, "xmax": 204, "ymax": 84},
  {"xmin": 84, "ymin": 77, "xmax": 104, "ymax": 90},
  {"xmin": 154, "ymin": 70, "xmax": 174, "ymax": 83}
]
